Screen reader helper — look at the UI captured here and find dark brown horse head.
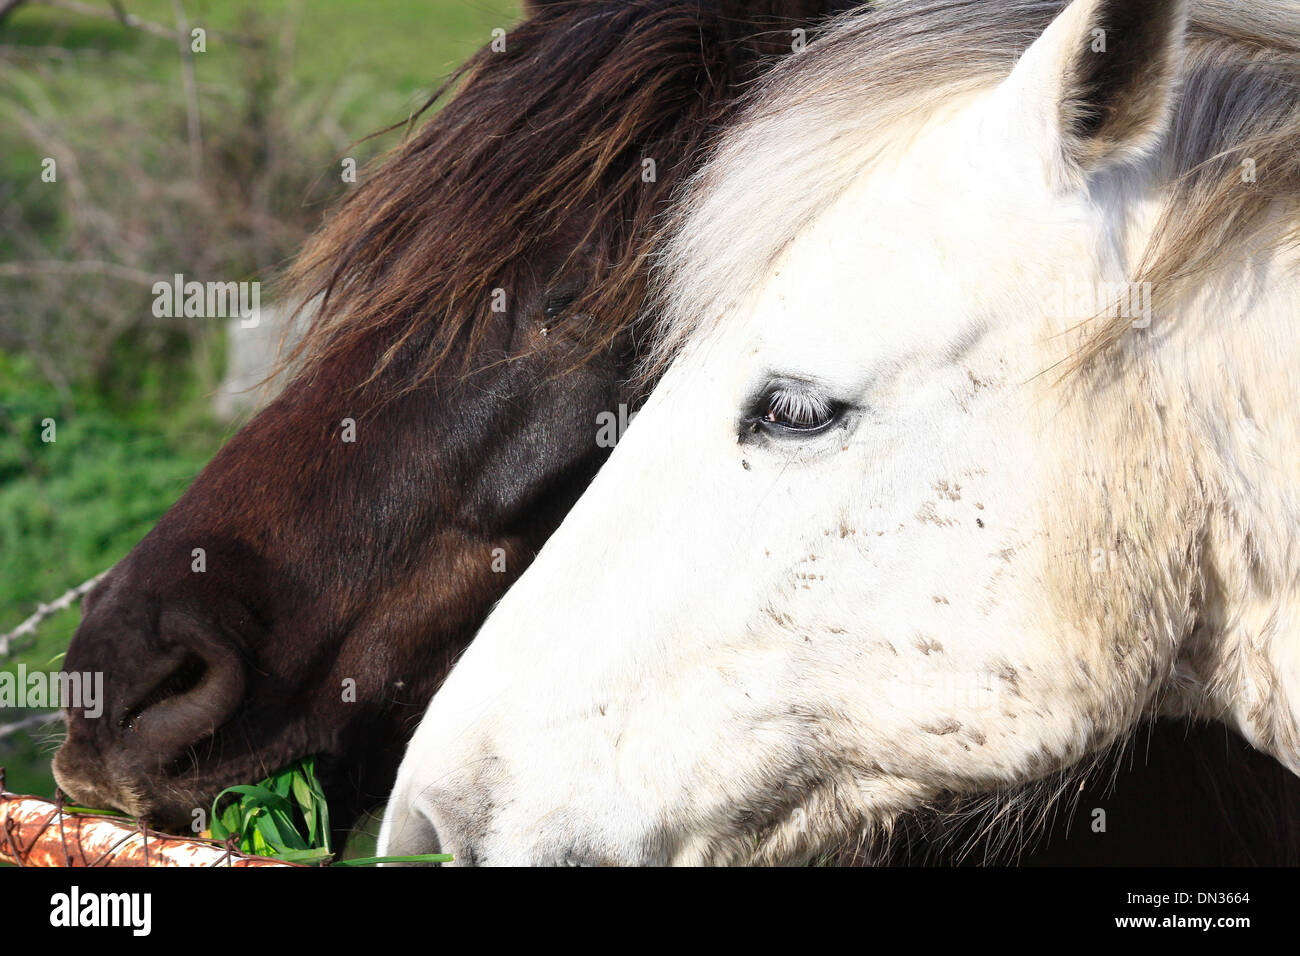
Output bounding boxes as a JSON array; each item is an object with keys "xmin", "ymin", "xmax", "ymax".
[{"xmin": 53, "ymin": 0, "xmax": 853, "ymax": 833}]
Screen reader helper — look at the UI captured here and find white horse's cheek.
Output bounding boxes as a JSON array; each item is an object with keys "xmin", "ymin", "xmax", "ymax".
[{"xmin": 767, "ymin": 442, "xmax": 1086, "ymax": 797}]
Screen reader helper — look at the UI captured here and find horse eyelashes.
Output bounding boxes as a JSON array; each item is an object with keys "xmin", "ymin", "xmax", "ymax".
[
  {"xmin": 763, "ymin": 388, "xmax": 835, "ymax": 431},
  {"xmin": 542, "ymin": 286, "xmax": 582, "ymax": 321},
  {"xmin": 543, "ymin": 297, "xmax": 572, "ymax": 321}
]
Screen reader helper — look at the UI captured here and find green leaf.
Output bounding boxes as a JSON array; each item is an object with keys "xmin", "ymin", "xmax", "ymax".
[
  {"xmin": 275, "ymin": 847, "xmax": 334, "ymax": 864},
  {"xmin": 210, "ymin": 813, "xmax": 229, "ymax": 841},
  {"xmin": 254, "ymin": 810, "xmax": 292, "ymax": 852},
  {"xmin": 270, "ymin": 770, "xmax": 292, "ymax": 800},
  {"xmin": 331, "ymin": 854, "xmax": 454, "ymax": 867},
  {"xmin": 217, "ymin": 802, "xmax": 243, "ymax": 840},
  {"xmin": 218, "ymin": 783, "xmax": 291, "ymax": 810},
  {"xmin": 290, "ymin": 772, "xmax": 312, "ymax": 810},
  {"xmin": 199, "ymin": 757, "xmax": 337, "ymax": 862},
  {"xmin": 291, "ymin": 773, "xmax": 317, "ymax": 840},
  {"xmin": 268, "ymin": 807, "xmax": 309, "ymax": 851},
  {"xmin": 305, "ymin": 774, "xmax": 331, "ymax": 850},
  {"xmin": 62, "ymin": 805, "xmax": 129, "ymax": 817}
]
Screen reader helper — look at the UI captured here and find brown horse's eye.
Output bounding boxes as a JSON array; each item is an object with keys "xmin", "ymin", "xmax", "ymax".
[{"xmin": 542, "ymin": 285, "xmax": 581, "ymax": 322}]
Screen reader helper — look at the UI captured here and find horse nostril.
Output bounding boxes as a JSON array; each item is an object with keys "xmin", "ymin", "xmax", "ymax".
[
  {"xmin": 117, "ymin": 652, "xmax": 208, "ymax": 732},
  {"xmin": 381, "ymin": 796, "xmax": 451, "ymax": 865},
  {"xmin": 109, "ymin": 633, "xmax": 246, "ymax": 761}
]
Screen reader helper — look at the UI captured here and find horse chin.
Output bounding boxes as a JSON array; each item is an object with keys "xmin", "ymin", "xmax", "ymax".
[
  {"xmin": 53, "ymin": 721, "xmax": 324, "ymax": 834},
  {"xmin": 52, "ymin": 746, "xmax": 196, "ymax": 831}
]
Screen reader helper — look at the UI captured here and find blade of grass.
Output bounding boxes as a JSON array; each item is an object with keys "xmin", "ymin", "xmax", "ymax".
[
  {"xmin": 61, "ymin": 805, "xmax": 129, "ymax": 816},
  {"xmin": 330, "ymin": 854, "xmax": 454, "ymax": 867}
]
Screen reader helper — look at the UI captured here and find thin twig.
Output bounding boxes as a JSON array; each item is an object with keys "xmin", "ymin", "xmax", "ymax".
[
  {"xmin": 0, "ymin": 571, "xmax": 108, "ymax": 659},
  {"xmin": 0, "ymin": 260, "xmax": 156, "ymax": 285},
  {"xmin": 170, "ymin": 0, "xmax": 202, "ymax": 183},
  {"xmin": 12, "ymin": 0, "xmax": 262, "ymax": 46},
  {"xmin": 0, "ymin": 711, "xmax": 65, "ymax": 742},
  {"xmin": 0, "ymin": 42, "xmax": 113, "ymax": 60},
  {"xmin": 2, "ymin": 102, "xmax": 89, "ymax": 217}
]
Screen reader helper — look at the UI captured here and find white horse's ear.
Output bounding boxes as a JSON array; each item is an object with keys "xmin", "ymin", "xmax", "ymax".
[{"xmin": 990, "ymin": 0, "xmax": 1188, "ymax": 189}]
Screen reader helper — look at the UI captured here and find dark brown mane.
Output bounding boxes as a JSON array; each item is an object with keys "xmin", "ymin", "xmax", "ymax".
[{"xmin": 280, "ymin": 0, "xmax": 815, "ymax": 394}]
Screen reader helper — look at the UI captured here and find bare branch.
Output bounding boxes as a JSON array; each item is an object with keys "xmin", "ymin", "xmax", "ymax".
[
  {"xmin": 2, "ymin": 101, "xmax": 89, "ymax": 215},
  {"xmin": 0, "ymin": 571, "xmax": 108, "ymax": 659},
  {"xmin": 0, "ymin": 711, "xmax": 64, "ymax": 742},
  {"xmin": 0, "ymin": 0, "xmax": 28, "ymax": 24},
  {"xmin": 10, "ymin": 0, "xmax": 262, "ymax": 46},
  {"xmin": 170, "ymin": 0, "xmax": 202, "ymax": 182},
  {"xmin": 0, "ymin": 260, "xmax": 156, "ymax": 285},
  {"xmin": 0, "ymin": 42, "xmax": 112, "ymax": 60},
  {"xmin": 26, "ymin": 0, "xmax": 177, "ymax": 39}
]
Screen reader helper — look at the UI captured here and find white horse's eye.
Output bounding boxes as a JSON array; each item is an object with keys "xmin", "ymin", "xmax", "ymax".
[{"xmin": 756, "ymin": 387, "xmax": 839, "ymax": 434}]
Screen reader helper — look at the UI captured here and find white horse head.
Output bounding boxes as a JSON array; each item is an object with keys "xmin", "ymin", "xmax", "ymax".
[{"xmin": 382, "ymin": 0, "xmax": 1300, "ymax": 865}]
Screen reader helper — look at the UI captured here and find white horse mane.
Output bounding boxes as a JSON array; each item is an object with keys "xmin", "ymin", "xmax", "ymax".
[{"xmin": 648, "ymin": 0, "xmax": 1300, "ymax": 380}]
